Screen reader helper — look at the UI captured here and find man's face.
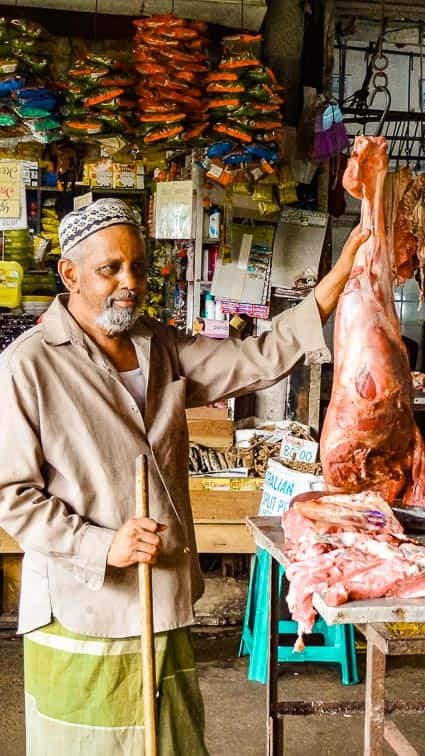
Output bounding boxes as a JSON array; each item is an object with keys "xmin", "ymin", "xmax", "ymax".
[{"xmin": 61, "ymin": 224, "xmax": 148, "ymax": 335}]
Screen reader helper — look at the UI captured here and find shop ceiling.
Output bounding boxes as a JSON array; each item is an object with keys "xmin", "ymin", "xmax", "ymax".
[
  {"xmin": 336, "ymin": 1, "xmax": 425, "ymax": 42},
  {"xmin": 0, "ymin": 1, "xmax": 267, "ymax": 31},
  {"xmin": 336, "ymin": 1, "xmax": 425, "ymax": 20}
]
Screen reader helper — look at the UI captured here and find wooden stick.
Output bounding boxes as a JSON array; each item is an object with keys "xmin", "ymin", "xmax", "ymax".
[{"xmin": 136, "ymin": 454, "xmax": 158, "ymax": 756}]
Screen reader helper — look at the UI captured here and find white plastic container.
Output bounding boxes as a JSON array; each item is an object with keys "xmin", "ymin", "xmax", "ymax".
[{"xmin": 208, "ymin": 207, "xmax": 220, "ymax": 239}]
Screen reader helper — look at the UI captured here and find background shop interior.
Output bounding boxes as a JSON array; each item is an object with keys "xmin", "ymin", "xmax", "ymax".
[{"xmin": 0, "ymin": 0, "xmax": 425, "ymax": 627}]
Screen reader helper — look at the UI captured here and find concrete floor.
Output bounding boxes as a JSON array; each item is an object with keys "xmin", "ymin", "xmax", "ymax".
[{"xmin": 0, "ymin": 628, "xmax": 424, "ymax": 755}]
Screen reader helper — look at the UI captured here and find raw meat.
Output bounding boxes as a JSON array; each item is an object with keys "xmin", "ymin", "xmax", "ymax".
[
  {"xmin": 387, "ymin": 571, "xmax": 425, "ymax": 598},
  {"xmin": 320, "ymin": 135, "xmax": 425, "ymax": 506},
  {"xmin": 293, "ymin": 490, "xmax": 403, "ymax": 534},
  {"xmin": 393, "ymin": 173, "xmax": 425, "ymax": 302},
  {"xmin": 281, "ymin": 501, "xmax": 425, "ymax": 649},
  {"xmin": 383, "ymin": 166, "xmax": 414, "ymax": 282}
]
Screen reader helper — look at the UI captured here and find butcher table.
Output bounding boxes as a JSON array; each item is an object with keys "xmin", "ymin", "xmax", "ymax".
[{"xmin": 246, "ymin": 515, "xmax": 425, "ymax": 756}]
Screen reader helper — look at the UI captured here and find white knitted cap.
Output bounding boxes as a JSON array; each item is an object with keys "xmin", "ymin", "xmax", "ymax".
[{"xmin": 59, "ymin": 197, "xmax": 140, "ymax": 258}]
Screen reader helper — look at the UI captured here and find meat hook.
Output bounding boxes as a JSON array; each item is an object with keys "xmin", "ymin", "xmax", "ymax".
[{"xmin": 369, "ymin": 81, "xmax": 391, "ymax": 136}]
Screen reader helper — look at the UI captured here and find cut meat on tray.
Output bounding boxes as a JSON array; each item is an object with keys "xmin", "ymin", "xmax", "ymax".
[{"xmin": 281, "ymin": 492, "xmax": 425, "ymax": 650}]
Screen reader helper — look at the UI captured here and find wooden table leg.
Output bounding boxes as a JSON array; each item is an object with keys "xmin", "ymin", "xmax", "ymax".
[
  {"xmin": 364, "ymin": 625, "xmax": 386, "ymax": 756},
  {"xmin": 267, "ymin": 557, "xmax": 283, "ymax": 755}
]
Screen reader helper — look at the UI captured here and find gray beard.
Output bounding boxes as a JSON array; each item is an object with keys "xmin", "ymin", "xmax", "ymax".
[{"xmin": 95, "ymin": 303, "xmax": 140, "ymax": 334}]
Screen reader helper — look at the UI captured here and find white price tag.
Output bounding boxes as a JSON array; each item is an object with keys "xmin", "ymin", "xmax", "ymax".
[
  {"xmin": 280, "ymin": 434, "xmax": 318, "ymax": 464},
  {"xmin": 74, "ymin": 192, "xmax": 93, "ymax": 211}
]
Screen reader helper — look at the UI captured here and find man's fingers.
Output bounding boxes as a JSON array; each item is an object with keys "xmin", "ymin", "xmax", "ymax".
[
  {"xmin": 135, "ymin": 539, "xmax": 159, "ymax": 555},
  {"xmin": 133, "ymin": 529, "xmax": 160, "ymax": 547},
  {"xmin": 135, "ymin": 517, "xmax": 167, "ymax": 534},
  {"xmin": 135, "ymin": 551, "xmax": 158, "ymax": 565}
]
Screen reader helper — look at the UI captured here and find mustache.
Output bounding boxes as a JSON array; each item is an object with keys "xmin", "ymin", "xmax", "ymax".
[{"xmin": 107, "ymin": 290, "xmax": 139, "ymax": 306}]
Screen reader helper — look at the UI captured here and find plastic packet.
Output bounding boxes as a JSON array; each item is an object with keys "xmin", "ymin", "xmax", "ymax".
[
  {"xmin": 0, "ymin": 74, "xmax": 24, "ymax": 96},
  {"xmin": 207, "ymin": 81, "xmax": 245, "ymax": 94},
  {"xmin": 232, "ymin": 168, "xmax": 253, "ymax": 195},
  {"xmin": 19, "ymin": 55, "xmax": 49, "ymax": 74},
  {"xmin": 99, "ymin": 72, "xmax": 136, "ymax": 88},
  {"xmin": 63, "ymin": 118, "xmax": 104, "ymax": 135},
  {"xmin": 10, "ymin": 18, "xmax": 46, "ymax": 39},
  {"xmin": 0, "ymin": 110, "xmax": 17, "ymax": 127},
  {"xmin": 98, "ymin": 113, "xmax": 134, "ymax": 133},
  {"xmin": 213, "ymin": 120, "xmax": 253, "ymax": 143},
  {"xmin": 207, "ymin": 142, "xmax": 234, "ymax": 158},
  {"xmin": 11, "ymin": 37, "xmax": 41, "ymax": 54},
  {"xmin": 143, "ymin": 124, "xmax": 184, "ymax": 143},
  {"xmin": 0, "ymin": 58, "xmax": 19, "ymax": 74},
  {"xmin": 16, "ymin": 104, "xmax": 50, "ymax": 119},
  {"xmin": 69, "ymin": 64, "xmax": 110, "ymax": 81},
  {"xmin": 29, "ymin": 116, "xmax": 61, "ymax": 132},
  {"xmin": 251, "ymin": 181, "xmax": 274, "ymax": 203},
  {"xmin": 0, "ymin": 18, "xmax": 8, "ymax": 40},
  {"xmin": 83, "ymin": 88, "xmax": 124, "ymax": 107}
]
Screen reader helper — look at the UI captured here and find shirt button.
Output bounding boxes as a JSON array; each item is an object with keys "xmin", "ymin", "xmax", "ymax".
[{"xmin": 183, "ymin": 546, "xmax": 190, "ymax": 555}]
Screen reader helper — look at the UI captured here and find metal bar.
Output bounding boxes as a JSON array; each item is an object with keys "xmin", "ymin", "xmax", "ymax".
[
  {"xmin": 267, "ymin": 557, "xmax": 283, "ymax": 756},
  {"xmin": 343, "ymin": 108, "xmax": 425, "ymax": 122},
  {"xmin": 364, "ymin": 629, "xmax": 386, "ymax": 756},
  {"xmin": 335, "ymin": 42, "xmax": 425, "ymax": 60}
]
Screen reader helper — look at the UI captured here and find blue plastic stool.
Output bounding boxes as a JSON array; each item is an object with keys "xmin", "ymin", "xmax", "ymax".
[{"xmin": 239, "ymin": 547, "xmax": 359, "ymax": 685}]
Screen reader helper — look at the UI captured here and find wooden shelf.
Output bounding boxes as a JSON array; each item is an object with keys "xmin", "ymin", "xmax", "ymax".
[{"xmin": 25, "ymin": 186, "xmax": 144, "ymax": 194}]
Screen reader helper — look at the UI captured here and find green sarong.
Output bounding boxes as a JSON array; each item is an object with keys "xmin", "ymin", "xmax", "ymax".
[{"xmin": 24, "ymin": 619, "xmax": 209, "ymax": 756}]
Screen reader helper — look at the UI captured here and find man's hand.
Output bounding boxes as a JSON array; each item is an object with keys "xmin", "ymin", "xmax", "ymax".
[
  {"xmin": 107, "ymin": 517, "xmax": 167, "ymax": 568},
  {"xmin": 314, "ymin": 225, "xmax": 371, "ymax": 324}
]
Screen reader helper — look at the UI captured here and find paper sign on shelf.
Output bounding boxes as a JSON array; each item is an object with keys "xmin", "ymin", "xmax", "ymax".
[
  {"xmin": 271, "ymin": 208, "xmax": 328, "ymax": 290},
  {"xmin": 74, "ymin": 192, "xmax": 93, "ymax": 211},
  {"xmin": 0, "ymin": 161, "xmax": 20, "ymax": 219},
  {"xmin": 154, "ymin": 180, "xmax": 193, "ymax": 239},
  {"xmin": 211, "ymin": 223, "xmax": 275, "ymax": 305},
  {"xmin": 0, "ymin": 161, "xmax": 27, "ymax": 231}
]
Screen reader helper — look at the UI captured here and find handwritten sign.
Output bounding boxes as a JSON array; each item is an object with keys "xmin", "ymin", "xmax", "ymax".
[
  {"xmin": 0, "ymin": 161, "xmax": 27, "ymax": 231},
  {"xmin": 0, "ymin": 161, "xmax": 21, "ymax": 218}
]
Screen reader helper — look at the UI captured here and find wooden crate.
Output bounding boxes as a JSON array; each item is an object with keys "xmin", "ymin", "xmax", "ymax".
[
  {"xmin": 190, "ymin": 477, "xmax": 263, "ymax": 553},
  {"xmin": 0, "ymin": 529, "xmax": 22, "ymax": 624},
  {"xmin": 186, "ymin": 407, "xmax": 233, "ymax": 450}
]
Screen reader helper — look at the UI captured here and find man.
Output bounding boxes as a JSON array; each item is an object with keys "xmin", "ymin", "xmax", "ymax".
[{"xmin": 0, "ymin": 198, "xmax": 368, "ymax": 755}]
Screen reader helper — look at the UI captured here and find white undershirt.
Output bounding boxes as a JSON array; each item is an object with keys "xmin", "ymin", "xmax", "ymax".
[{"xmin": 119, "ymin": 367, "xmax": 146, "ymax": 415}]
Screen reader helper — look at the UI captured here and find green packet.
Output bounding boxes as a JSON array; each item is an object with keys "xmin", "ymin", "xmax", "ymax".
[{"xmin": 16, "ymin": 105, "xmax": 51, "ymax": 119}]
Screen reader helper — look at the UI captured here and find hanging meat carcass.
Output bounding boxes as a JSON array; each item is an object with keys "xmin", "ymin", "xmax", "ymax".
[
  {"xmin": 320, "ymin": 135, "xmax": 425, "ymax": 506},
  {"xmin": 393, "ymin": 173, "xmax": 425, "ymax": 301}
]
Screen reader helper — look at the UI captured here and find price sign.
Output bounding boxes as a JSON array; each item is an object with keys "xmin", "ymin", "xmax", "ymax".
[
  {"xmin": 0, "ymin": 161, "xmax": 27, "ymax": 231},
  {"xmin": 280, "ymin": 433, "xmax": 318, "ymax": 464},
  {"xmin": 0, "ymin": 161, "xmax": 20, "ymax": 218}
]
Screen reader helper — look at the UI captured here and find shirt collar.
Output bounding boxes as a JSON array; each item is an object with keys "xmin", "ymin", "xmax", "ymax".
[{"xmin": 41, "ymin": 293, "xmax": 153, "ymax": 346}]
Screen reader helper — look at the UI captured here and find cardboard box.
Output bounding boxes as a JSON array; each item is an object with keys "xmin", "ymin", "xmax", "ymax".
[
  {"xmin": 89, "ymin": 160, "xmax": 113, "ymax": 187},
  {"xmin": 190, "ymin": 476, "xmax": 263, "ymax": 493},
  {"xmin": 187, "ymin": 417, "xmax": 233, "ymax": 449},
  {"xmin": 113, "ymin": 162, "xmax": 136, "ymax": 189},
  {"xmin": 21, "ymin": 160, "xmax": 38, "ymax": 187},
  {"xmin": 186, "ymin": 406, "xmax": 228, "ymax": 420}
]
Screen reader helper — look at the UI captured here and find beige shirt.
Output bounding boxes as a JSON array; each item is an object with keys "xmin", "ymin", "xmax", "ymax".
[{"xmin": 0, "ymin": 292, "xmax": 329, "ymax": 637}]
